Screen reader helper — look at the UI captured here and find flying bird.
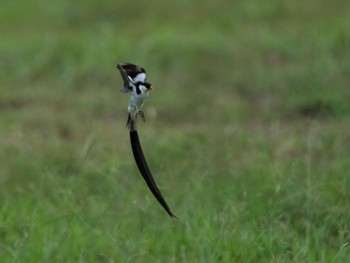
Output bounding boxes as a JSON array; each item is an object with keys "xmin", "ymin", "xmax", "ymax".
[{"xmin": 116, "ymin": 62, "xmax": 177, "ymax": 218}]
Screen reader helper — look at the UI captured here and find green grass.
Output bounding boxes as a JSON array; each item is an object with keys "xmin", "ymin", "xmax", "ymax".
[{"xmin": 1, "ymin": 0, "xmax": 350, "ymax": 262}]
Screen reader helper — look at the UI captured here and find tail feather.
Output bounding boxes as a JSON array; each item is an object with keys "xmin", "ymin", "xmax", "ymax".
[
  {"xmin": 130, "ymin": 129, "xmax": 177, "ymax": 219},
  {"xmin": 127, "ymin": 113, "xmax": 136, "ymax": 131}
]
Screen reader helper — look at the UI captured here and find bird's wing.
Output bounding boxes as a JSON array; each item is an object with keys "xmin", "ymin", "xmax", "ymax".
[
  {"xmin": 118, "ymin": 62, "xmax": 147, "ymax": 83},
  {"xmin": 116, "ymin": 63, "xmax": 134, "ymax": 93}
]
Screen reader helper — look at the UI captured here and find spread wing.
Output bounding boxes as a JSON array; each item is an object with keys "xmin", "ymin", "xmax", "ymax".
[
  {"xmin": 117, "ymin": 62, "xmax": 147, "ymax": 83},
  {"xmin": 117, "ymin": 63, "xmax": 134, "ymax": 93}
]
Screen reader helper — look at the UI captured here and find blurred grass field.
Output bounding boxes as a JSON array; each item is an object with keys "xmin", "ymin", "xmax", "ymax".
[{"xmin": 1, "ymin": 0, "xmax": 350, "ymax": 262}]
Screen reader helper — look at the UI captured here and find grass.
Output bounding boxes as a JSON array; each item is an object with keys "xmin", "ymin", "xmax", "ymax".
[{"xmin": 1, "ymin": 0, "xmax": 350, "ymax": 262}]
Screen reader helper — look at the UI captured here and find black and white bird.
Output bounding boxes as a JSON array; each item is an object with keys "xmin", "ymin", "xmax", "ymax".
[{"xmin": 116, "ymin": 62, "xmax": 177, "ymax": 218}]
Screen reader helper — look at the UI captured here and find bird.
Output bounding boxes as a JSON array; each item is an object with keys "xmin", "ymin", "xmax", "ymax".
[{"xmin": 116, "ymin": 62, "xmax": 177, "ymax": 219}]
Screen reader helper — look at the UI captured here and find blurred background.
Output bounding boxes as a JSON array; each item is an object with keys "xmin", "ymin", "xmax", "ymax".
[{"xmin": 1, "ymin": 0, "xmax": 349, "ymax": 262}]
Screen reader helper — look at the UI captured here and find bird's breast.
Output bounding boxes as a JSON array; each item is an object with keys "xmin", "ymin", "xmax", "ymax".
[{"xmin": 129, "ymin": 93, "xmax": 148, "ymax": 111}]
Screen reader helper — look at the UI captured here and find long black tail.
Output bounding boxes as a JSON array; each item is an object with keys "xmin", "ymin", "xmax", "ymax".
[{"xmin": 130, "ymin": 129, "xmax": 177, "ymax": 218}]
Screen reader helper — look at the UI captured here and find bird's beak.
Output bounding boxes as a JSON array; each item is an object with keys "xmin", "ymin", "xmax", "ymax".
[{"xmin": 148, "ymin": 86, "xmax": 153, "ymax": 91}]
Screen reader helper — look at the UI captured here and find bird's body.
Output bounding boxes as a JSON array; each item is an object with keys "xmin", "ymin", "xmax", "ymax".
[
  {"xmin": 127, "ymin": 83, "xmax": 149, "ymax": 131},
  {"xmin": 116, "ymin": 62, "xmax": 177, "ymax": 218},
  {"xmin": 117, "ymin": 62, "xmax": 152, "ymax": 131},
  {"xmin": 128, "ymin": 88, "xmax": 148, "ymax": 114}
]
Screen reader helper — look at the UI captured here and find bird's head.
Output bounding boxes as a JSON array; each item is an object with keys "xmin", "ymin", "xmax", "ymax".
[
  {"xmin": 143, "ymin": 82, "xmax": 153, "ymax": 91},
  {"xmin": 137, "ymin": 82, "xmax": 153, "ymax": 93}
]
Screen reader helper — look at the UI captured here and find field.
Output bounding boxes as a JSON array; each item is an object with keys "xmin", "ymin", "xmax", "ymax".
[{"xmin": 1, "ymin": 0, "xmax": 350, "ymax": 262}]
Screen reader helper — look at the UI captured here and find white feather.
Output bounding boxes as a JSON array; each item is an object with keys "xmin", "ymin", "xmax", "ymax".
[
  {"xmin": 128, "ymin": 75, "xmax": 134, "ymax": 84},
  {"xmin": 128, "ymin": 85, "xmax": 149, "ymax": 122},
  {"xmin": 133, "ymin": 73, "xmax": 146, "ymax": 83}
]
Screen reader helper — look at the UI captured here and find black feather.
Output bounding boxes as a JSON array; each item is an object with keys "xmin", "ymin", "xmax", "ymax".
[
  {"xmin": 130, "ymin": 130, "xmax": 177, "ymax": 219},
  {"xmin": 126, "ymin": 114, "xmax": 136, "ymax": 131},
  {"xmin": 117, "ymin": 62, "xmax": 146, "ymax": 80}
]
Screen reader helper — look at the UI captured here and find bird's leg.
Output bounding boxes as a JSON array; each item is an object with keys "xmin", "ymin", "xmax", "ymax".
[{"xmin": 138, "ymin": 110, "xmax": 146, "ymax": 122}]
